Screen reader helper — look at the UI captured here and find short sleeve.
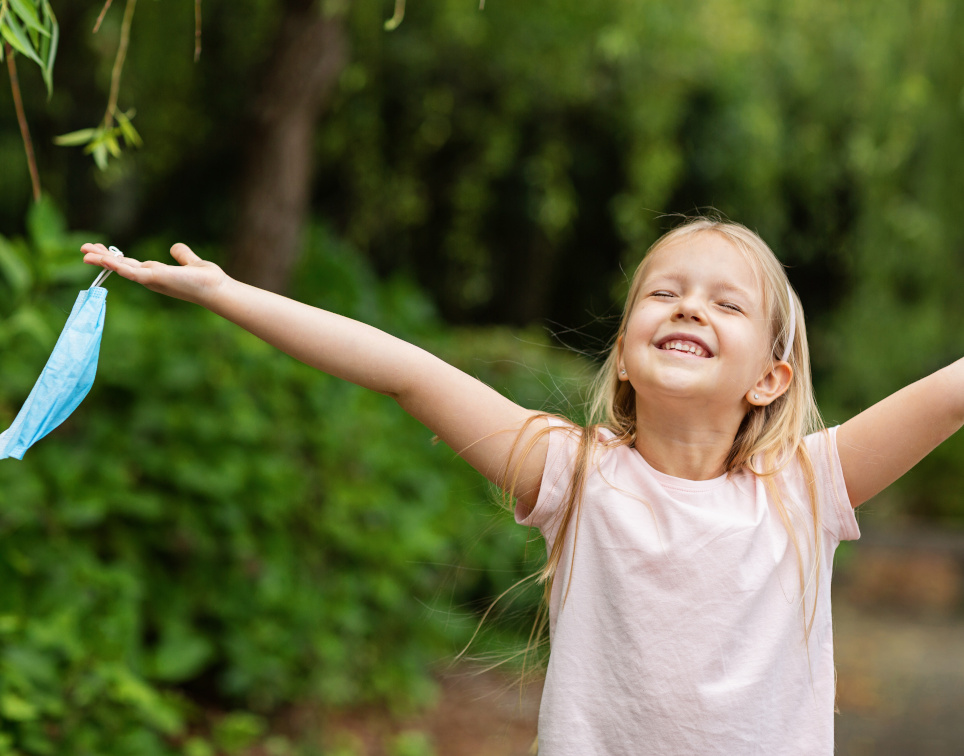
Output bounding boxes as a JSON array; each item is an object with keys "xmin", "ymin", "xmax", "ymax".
[
  {"xmin": 804, "ymin": 425, "xmax": 860, "ymax": 542},
  {"xmin": 515, "ymin": 417, "xmax": 581, "ymax": 529}
]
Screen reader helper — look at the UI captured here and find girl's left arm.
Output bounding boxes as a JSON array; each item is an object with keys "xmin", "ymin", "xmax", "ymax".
[{"xmin": 836, "ymin": 359, "xmax": 964, "ymax": 507}]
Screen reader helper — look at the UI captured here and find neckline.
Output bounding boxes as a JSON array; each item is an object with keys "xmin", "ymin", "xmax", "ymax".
[{"xmin": 630, "ymin": 445, "xmax": 731, "ymax": 492}]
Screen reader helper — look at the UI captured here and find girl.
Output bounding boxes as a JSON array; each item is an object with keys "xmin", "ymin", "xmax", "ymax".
[{"xmin": 82, "ymin": 218, "xmax": 963, "ymax": 755}]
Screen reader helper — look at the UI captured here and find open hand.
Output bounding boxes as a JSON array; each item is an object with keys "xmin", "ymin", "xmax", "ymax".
[{"xmin": 81, "ymin": 242, "xmax": 228, "ymax": 306}]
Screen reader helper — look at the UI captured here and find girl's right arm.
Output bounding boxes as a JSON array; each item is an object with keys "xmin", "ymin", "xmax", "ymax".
[{"xmin": 82, "ymin": 242, "xmax": 550, "ymax": 509}]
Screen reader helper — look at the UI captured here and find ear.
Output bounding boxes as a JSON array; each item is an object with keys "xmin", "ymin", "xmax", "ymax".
[
  {"xmin": 746, "ymin": 361, "xmax": 793, "ymax": 406},
  {"xmin": 616, "ymin": 335, "xmax": 630, "ymax": 381}
]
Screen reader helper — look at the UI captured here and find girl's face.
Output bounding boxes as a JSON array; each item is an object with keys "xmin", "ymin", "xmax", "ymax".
[{"xmin": 617, "ymin": 231, "xmax": 774, "ymax": 415}]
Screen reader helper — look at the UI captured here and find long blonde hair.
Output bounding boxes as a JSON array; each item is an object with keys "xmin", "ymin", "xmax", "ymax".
[{"xmin": 520, "ymin": 216, "xmax": 826, "ymax": 646}]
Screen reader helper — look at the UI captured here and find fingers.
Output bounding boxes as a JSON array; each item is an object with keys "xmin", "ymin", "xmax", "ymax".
[
  {"xmin": 169, "ymin": 242, "xmax": 203, "ymax": 267},
  {"xmin": 82, "ymin": 242, "xmax": 205, "ymax": 270},
  {"xmin": 81, "ymin": 242, "xmax": 114, "ymax": 266},
  {"xmin": 81, "ymin": 243, "xmax": 158, "ymax": 284},
  {"xmin": 82, "ymin": 248, "xmax": 137, "ymax": 273},
  {"xmin": 88, "ymin": 256, "xmax": 153, "ymax": 285}
]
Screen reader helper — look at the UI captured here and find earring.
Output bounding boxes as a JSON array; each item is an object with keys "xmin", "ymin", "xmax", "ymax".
[
  {"xmin": 753, "ymin": 393, "xmax": 760, "ymax": 400},
  {"xmin": 620, "ymin": 369, "xmax": 627, "ymax": 375}
]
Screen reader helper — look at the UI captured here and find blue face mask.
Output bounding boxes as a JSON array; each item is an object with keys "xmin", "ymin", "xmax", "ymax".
[{"xmin": 0, "ymin": 248, "xmax": 122, "ymax": 460}]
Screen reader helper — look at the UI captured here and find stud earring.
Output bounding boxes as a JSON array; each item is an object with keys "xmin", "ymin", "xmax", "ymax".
[
  {"xmin": 620, "ymin": 369, "xmax": 627, "ymax": 375},
  {"xmin": 753, "ymin": 393, "xmax": 760, "ymax": 400}
]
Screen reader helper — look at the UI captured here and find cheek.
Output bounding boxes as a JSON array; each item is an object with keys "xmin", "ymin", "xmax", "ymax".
[
  {"xmin": 622, "ymin": 323, "xmax": 653, "ymax": 362},
  {"xmin": 742, "ymin": 328, "xmax": 775, "ymax": 372},
  {"xmin": 624, "ymin": 307, "xmax": 656, "ymax": 340},
  {"xmin": 623, "ymin": 319, "xmax": 643, "ymax": 344}
]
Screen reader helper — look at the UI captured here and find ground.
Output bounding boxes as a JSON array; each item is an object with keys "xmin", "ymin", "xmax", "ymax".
[{"xmin": 315, "ymin": 669, "xmax": 542, "ymax": 756}]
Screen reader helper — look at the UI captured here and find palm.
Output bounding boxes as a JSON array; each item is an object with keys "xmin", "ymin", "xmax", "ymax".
[
  {"xmin": 141, "ymin": 258, "xmax": 223, "ymax": 302},
  {"xmin": 82, "ymin": 242, "xmax": 227, "ymax": 305}
]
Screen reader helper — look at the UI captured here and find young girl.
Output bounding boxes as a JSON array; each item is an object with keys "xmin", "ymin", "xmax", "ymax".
[{"xmin": 82, "ymin": 218, "xmax": 963, "ymax": 755}]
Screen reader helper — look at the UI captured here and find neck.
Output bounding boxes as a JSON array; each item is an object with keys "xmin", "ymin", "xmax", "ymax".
[{"xmin": 633, "ymin": 398, "xmax": 745, "ymax": 480}]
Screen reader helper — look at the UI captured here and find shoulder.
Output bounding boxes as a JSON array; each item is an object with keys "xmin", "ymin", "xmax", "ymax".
[
  {"xmin": 543, "ymin": 416, "xmax": 625, "ymax": 452},
  {"xmin": 777, "ymin": 427, "xmax": 859, "ymax": 541},
  {"xmin": 515, "ymin": 419, "xmax": 627, "ymax": 527}
]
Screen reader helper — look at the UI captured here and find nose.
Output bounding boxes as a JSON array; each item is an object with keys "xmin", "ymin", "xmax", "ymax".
[{"xmin": 673, "ymin": 295, "xmax": 705, "ymax": 323}]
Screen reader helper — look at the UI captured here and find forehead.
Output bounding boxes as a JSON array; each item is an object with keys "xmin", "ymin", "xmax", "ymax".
[{"xmin": 642, "ymin": 231, "xmax": 763, "ymax": 296}]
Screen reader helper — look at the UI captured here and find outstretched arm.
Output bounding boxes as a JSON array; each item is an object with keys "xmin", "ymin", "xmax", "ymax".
[
  {"xmin": 82, "ymin": 243, "xmax": 550, "ymax": 509},
  {"xmin": 836, "ymin": 359, "xmax": 964, "ymax": 507}
]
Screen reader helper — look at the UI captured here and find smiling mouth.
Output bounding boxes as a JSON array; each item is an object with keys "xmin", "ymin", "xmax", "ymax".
[{"xmin": 659, "ymin": 339, "xmax": 710, "ymax": 358}]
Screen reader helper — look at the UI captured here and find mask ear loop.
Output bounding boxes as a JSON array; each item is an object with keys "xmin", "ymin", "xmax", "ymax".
[
  {"xmin": 89, "ymin": 246, "xmax": 125, "ymax": 289},
  {"xmin": 780, "ymin": 283, "xmax": 796, "ymax": 363}
]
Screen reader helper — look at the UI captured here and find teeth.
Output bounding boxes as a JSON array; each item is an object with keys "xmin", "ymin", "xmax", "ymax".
[{"xmin": 662, "ymin": 340, "xmax": 706, "ymax": 357}]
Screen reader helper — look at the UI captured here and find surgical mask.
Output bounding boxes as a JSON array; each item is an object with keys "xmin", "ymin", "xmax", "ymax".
[{"xmin": 0, "ymin": 247, "xmax": 123, "ymax": 460}]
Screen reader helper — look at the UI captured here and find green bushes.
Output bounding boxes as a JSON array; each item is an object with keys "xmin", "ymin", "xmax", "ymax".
[{"xmin": 0, "ymin": 218, "xmax": 584, "ymax": 753}]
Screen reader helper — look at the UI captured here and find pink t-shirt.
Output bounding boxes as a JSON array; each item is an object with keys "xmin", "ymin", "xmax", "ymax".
[{"xmin": 516, "ymin": 422, "xmax": 859, "ymax": 755}]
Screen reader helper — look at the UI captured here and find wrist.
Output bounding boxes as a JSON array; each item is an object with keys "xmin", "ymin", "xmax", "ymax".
[{"xmin": 195, "ymin": 268, "xmax": 235, "ymax": 311}]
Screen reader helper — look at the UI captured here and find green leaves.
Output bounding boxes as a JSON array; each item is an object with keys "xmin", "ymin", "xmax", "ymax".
[
  {"xmin": 0, "ymin": 216, "xmax": 573, "ymax": 752},
  {"xmin": 0, "ymin": 0, "xmax": 58, "ymax": 96},
  {"xmin": 54, "ymin": 110, "xmax": 142, "ymax": 170},
  {"xmin": 0, "ymin": 199, "xmax": 100, "ymax": 353},
  {"xmin": 5, "ymin": 0, "xmax": 145, "ymax": 172}
]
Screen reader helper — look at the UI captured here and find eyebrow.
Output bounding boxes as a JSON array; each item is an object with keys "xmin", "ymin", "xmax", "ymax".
[{"xmin": 713, "ymin": 281, "xmax": 755, "ymax": 302}]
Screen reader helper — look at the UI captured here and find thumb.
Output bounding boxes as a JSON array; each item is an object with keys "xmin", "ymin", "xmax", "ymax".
[{"xmin": 169, "ymin": 242, "xmax": 204, "ymax": 266}]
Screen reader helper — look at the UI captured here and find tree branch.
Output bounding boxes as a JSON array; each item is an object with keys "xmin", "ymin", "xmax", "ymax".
[
  {"xmin": 6, "ymin": 42, "xmax": 41, "ymax": 202},
  {"xmin": 194, "ymin": 0, "xmax": 202, "ymax": 61},
  {"xmin": 103, "ymin": 0, "xmax": 136, "ymax": 129},
  {"xmin": 92, "ymin": 0, "xmax": 113, "ymax": 33}
]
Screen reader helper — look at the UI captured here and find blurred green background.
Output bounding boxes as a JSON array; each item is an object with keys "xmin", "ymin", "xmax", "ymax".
[{"xmin": 1, "ymin": 0, "xmax": 964, "ymax": 754}]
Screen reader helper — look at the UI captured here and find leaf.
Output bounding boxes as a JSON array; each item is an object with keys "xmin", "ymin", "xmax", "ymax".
[
  {"xmin": 26, "ymin": 195, "xmax": 67, "ymax": 256},
  {"xmin": 0, "ymin": 692, "xmax": 38, "ymax": 722},
  {"xmin": 106, "ymin": 134, "xmax": 122, "ymax": 158},
  {"xmin": 9, "ymin": 0, "xmax": 48, "ymax": 37},
  {"xmin": 0, "ymin": 9, "xmax": 43, "ymax": 67},
  {"xmin": 82, "ymin": 128, "xmax": 125, "ymax": 168},
  {"xmin": 38, "ymin": 24, "xmax": 48, "ymax": 63},
  {"xmin": 6, "ymin": 305, "xmax": 54, "ymax": 346},
  {"xmin": 151, "ymin": 623, "xmax": 214, "ymax": 682},
  {"xmin": 106, "ymin": 665, "xmax": 184, "ymax": 734},
  {"xmin": 91, "ymin": 142, "xmax": 108, "ymax": 170},
  {"xmin": 41, "ymin": 1, "xmax": 57, "ymax": 97},
  {"xmin": 212, "ymin": 712, "xmax": 267, "ymax": 754},
  {"xmin": 115, "ymin": 110, "xmax": 142, "ymax": 147},
  {"xmin": 183, "ymin": 738, "xmax": 216, "ymax": 756},
  {"xmin": 53, "ymin": 128, "xmax": 97, "ymax": 147},
  {"xmin": 0, "ymin": 615, "xmax": 20, "ymax": 634},
  {"xmin": 0, "ymin": 236, "xmax": 33, "ymax": 298}
]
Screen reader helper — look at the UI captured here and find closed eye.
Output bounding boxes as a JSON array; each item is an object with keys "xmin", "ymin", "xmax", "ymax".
[
  {"xmin": 718, "ymin": 301, "xmax": 744, "ymax": 313},
  {"xmin": 650, "ymin": 290, "xmax": 676, "ymax": 299}
]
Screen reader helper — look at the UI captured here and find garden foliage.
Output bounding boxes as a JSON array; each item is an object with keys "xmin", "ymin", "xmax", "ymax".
[{"xmin": 0, "ymin": 207, "xmax": 582, "ymax": 754}]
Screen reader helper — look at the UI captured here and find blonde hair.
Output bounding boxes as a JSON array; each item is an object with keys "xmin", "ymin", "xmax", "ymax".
[{"xmin": 521, "ymin": 216, "xmax": 826, "ymax": 646}]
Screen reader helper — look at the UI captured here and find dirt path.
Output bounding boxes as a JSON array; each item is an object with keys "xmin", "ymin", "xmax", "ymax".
[
  {"xmin": 834, "ymin": 605, "xmax": 964, "ymax": 755},
  {"xmin": 315, "ymin": 669, "xmax": 542, "ymax": 756}
]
